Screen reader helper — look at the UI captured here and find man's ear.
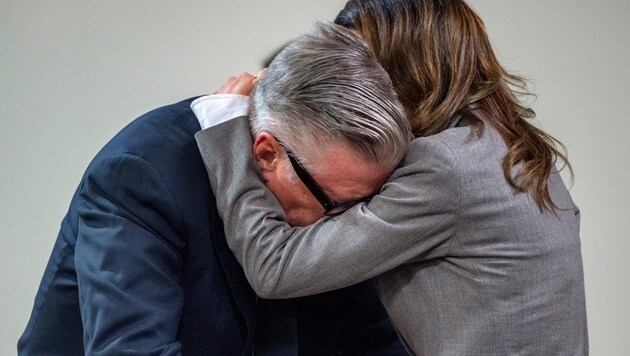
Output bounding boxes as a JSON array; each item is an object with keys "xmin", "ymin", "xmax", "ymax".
[{"xmin": 252, "ymin": 132, "xmax": 281, "ymax": 172}]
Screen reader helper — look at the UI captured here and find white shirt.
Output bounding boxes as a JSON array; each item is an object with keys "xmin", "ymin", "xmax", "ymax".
[{"xmin": 190, "ymin": 94, "xmax": 250, "ymax": 130}]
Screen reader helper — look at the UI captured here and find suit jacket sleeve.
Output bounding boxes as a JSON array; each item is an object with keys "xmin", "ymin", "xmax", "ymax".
[
  {"xmin": 75, "ymin": 153, "xmax": 185, "ymax": 355},
  {"xmin": 196, "ymin": 117, "xmax": 459, "ymax": 299}
]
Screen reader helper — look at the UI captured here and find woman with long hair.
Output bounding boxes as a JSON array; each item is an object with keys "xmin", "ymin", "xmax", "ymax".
[{"xmin": 196, "ymin": 0, "xmax": 588, "ymax": 354}]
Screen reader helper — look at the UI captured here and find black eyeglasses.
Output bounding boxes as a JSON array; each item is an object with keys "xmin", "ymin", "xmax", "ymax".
[{"xmin": 273, "ymin": 136, "xmax": 371, "ymax": 216}]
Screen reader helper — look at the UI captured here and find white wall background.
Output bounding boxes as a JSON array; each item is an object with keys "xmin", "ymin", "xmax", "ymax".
[{"xmin": 1, "ymin": 0, "xmax": 628, "ymax": 354}]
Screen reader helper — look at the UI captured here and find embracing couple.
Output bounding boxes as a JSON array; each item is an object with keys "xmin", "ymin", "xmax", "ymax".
[{"xmin": 19, "ymin": 1, "xmax": 587, "ymax": 355}]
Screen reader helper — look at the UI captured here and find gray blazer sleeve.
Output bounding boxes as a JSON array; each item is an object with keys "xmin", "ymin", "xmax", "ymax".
[{"xmin": 196, "ymin": 117, "xmax": 459, "ymax": 298}]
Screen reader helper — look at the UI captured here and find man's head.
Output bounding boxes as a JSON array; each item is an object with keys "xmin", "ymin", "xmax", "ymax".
[{"xmin": 249, "ymin": 22, "xmax": 411, "ymax": 226}]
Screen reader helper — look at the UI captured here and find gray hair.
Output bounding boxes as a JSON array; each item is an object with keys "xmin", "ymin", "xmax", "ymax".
[{"xmin": 249, "ymin": 22, "xmax": 411, "ymax": 176}]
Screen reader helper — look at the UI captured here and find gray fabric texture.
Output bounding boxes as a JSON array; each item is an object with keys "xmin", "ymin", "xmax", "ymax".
[{"xmin": 195, "ymin": 116, "xmax": 588, "ymax": 355}]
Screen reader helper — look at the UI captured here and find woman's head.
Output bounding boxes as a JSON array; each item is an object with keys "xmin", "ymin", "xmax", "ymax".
[
  {"xmin": 336, "ymin": 0, "xmax": 572, "ymax": 212},
  {"xmin": 335, "ymin": 0, "xmax": 512, "ymax": 135}
]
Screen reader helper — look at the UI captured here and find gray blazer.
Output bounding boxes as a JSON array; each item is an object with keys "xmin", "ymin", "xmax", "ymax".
[{"xmin": 196, "ymin": 116, "xmax": 588, "ymax": 355}]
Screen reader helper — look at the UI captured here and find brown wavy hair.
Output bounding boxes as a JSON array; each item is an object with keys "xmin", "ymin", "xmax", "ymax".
[{"xmin": 335, "ymin": 0, "xmax": 572, "ymax": 212}]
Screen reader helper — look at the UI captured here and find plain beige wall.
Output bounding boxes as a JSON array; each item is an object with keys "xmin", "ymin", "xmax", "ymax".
[{"xmin": 1, "ymin": 0, "xmax": 628, "ymax": 354}]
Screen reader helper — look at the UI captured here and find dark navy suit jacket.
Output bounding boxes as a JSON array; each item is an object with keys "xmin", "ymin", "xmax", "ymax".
[{"xmin": 18, "ymin": 98, "xmax": 404, "ymax": 355}]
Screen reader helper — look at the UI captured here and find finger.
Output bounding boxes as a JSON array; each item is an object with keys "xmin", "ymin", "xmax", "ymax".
[
  {"xmin": 252, "ymin": 68, "xmax": 268, "ymax": 86},
  {"xmin": 227, "ymin": 72, "xmax": 258, "ymax": 95},
  {"xmin": 216, "ymin": 76, "xmax": 238, "ymax": 94},
  {"xmin": 213, "ymin": 79, "xmax": 232, "ymax": 94},
  {"xmin": 232, "ymin": 80, "xmax": 256, "ymax": 96},
  {"xmin": 238, "ymin": 72, "xmax": 256, "ymax": 83},
  {"xmin": 224, "ymin": 75, "xmax": 238, "ymax": 88}
]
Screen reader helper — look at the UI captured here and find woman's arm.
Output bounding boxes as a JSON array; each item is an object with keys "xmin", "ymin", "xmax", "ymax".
[{"xmin": 195, "ymin": 116, "xmax": 460, "ymax": 298}]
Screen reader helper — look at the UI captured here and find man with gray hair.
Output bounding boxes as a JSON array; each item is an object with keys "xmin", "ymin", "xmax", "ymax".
[
  {"xmin": 206, "ymin": 22, "xmax": 411, "ymax": 226},
  {"xmin": 19, "ymin": 22, "xmax": 409, "ymax": 354}
]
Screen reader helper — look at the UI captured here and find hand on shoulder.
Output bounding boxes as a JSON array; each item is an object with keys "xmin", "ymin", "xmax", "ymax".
[{"xmin": 213, "ymin": 68, "xmax": 267, "ymax": 96}]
